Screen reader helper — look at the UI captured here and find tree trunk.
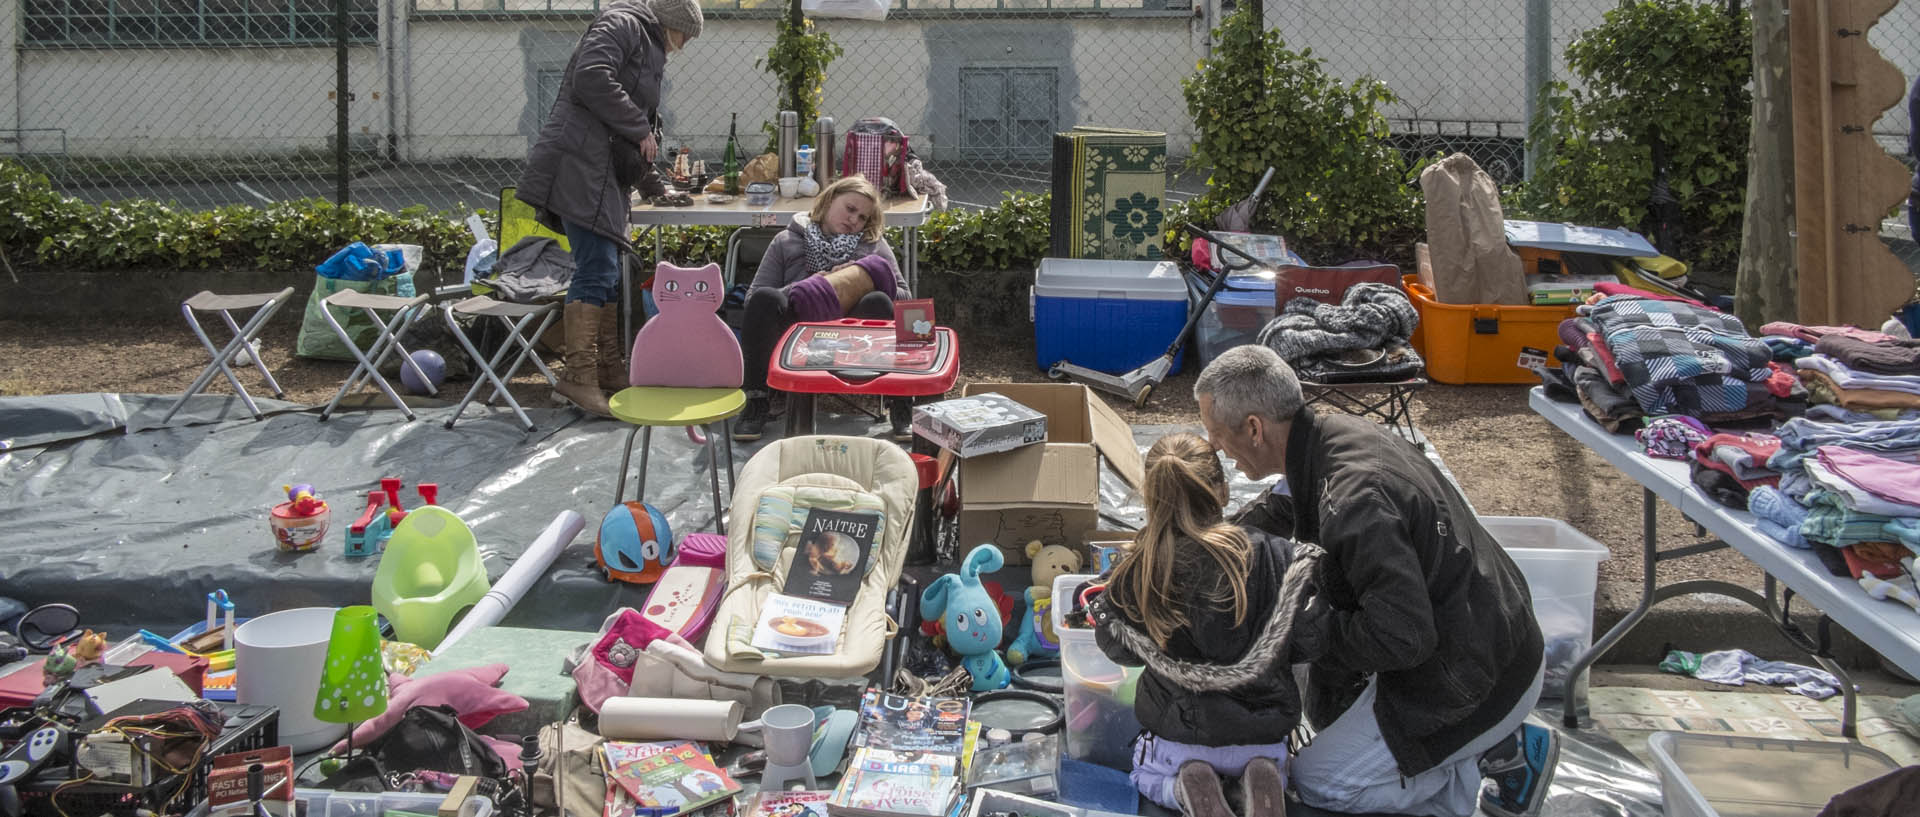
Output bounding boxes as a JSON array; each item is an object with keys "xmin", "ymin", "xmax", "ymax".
[{"xmin": 1733, "ymin": 0, "xmax": 1794, "ymax": 326}]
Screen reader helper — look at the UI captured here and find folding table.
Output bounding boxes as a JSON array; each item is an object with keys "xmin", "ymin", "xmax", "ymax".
[{"xmin": 1531, "ymin": 387, "xmax": 1920, "ymax": 736}]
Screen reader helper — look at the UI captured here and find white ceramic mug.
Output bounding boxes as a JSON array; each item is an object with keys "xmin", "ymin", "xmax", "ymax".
[{"xmin": 736, "ymin": 703, "xmax": 815, "ymax": 766}]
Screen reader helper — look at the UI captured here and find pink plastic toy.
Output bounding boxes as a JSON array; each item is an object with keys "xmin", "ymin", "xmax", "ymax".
[{"xmin": 629, "ymin": 262, "xmax": 743, "ymax": 389}]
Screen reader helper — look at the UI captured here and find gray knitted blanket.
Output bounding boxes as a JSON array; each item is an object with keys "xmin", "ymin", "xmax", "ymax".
[{"xmin": 1256, "ymin": 282, "xmax": 1419, "ymax": 364}]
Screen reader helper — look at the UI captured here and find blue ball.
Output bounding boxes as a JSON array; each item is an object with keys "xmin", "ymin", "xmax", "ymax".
[{"xmin": 400, "ymin": 349, "xmax": 446, "ymax": 395}]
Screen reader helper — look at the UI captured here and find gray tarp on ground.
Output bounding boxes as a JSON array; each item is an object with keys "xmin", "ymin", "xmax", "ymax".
[
  {"xmin": 0, "ymin": 394, "xmax": 1178, "ymax": 632},
  {"xmin": 0, "ymin": 394, "xmax": 1470, "ymax": 633}
]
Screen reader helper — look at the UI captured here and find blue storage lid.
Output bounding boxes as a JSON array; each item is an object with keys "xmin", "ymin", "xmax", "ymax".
[
  {"xmin": 1214, "ymin": 288, "xmax": 1273, "ymax": 308},
  {"xmin": 1034, "ymin": 259, "xmax": 1188, "ymax": 302}
]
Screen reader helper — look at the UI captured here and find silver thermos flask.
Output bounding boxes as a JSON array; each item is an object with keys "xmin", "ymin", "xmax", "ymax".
[
  {"xmin": 813, "ymin": 116, "xmax": 836, "ymax": 190},
  {"xmin": 778, "ymin": 111, "xmax": 799, "ymax": 179}
]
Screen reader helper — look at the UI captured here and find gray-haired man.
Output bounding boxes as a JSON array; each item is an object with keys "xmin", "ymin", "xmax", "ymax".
[{"xmin": 1193, "ymin": 345, "xmax": 1556, "ymax": 817}]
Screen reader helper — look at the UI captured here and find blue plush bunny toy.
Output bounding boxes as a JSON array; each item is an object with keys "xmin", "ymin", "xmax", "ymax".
[{"xmin": 921, "ymin": 544, "xmax": 1011, "ymax": 691}]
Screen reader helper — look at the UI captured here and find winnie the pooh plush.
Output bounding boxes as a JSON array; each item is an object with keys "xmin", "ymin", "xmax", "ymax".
[{"xmin": 1006, "ymin": 541, "xmax": 1083, "ymax": 665}]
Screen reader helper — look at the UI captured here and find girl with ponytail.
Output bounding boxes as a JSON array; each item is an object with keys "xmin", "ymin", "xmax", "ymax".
[{"xmin": 1087, "ymin": 433, "xmax": 1326, "ymax": 817}]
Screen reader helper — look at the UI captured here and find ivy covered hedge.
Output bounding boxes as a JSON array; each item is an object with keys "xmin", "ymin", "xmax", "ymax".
[{"xmin": 0, "ymin": 161, "xmax": 1083, "ymax": 281}]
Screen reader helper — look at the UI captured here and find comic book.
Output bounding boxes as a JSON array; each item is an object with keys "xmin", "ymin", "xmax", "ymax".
[
  {"xmin": 826, "ymin": 749, "xmax": 958, "ymax": 817},
  {"xmin": 746, "ymin": 790, "xmax": 832, "ymax": 817},
  {"xmin": 601, "ymin": 740, "xmax": 741, "ymax": 816},
  {"xmin": 848, "ymin": 689, "xmax": 970, "ymax": 756}
]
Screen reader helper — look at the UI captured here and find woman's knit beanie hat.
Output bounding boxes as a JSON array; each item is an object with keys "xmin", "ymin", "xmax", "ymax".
[{"xmin": 650, "ymin": 0, "xmax": 703, "ymax": 40}]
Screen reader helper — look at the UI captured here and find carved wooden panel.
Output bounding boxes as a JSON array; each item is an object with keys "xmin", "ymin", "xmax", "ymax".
[{"xmin": 1790, "ymin": 0, "xmax": 1911, "ymax": 326}]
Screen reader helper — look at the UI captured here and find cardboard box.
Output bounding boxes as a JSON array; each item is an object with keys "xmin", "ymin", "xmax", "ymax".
[
  {"xmin": 207, "ymin": 744, "xmax": 294, "ymax": 817},
  {"xmin": 911, "ymin": 392, "xmax": 1049, "ymax": 457},
  {"xmin": 957, "ymin": 383, "xmax": 1143, "ymax": 565}
]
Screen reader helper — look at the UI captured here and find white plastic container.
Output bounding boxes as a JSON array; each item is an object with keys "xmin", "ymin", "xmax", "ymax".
[
  {"xmin": 1646, "ymin": 732, "xmax": 1899, "ymax": 817},
  {"xmin": 1479, "ymin": 516, "xmax": 1609, "ymax": 703},
  {"xmin": 1052, "ymin": 573, "xmax": 1141, "ymax": 771},
  {"xmin": 1194, "ymin": 270, "xmax": 1277, "ymax": 366}
]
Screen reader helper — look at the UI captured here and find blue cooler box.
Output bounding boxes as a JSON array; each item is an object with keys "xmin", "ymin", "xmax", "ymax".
[{"xmin": 1032, "ymin": 258, "xmax": 1190, "ymax": 374}]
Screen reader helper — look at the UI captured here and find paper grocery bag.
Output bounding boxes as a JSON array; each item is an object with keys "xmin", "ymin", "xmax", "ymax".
[{"xmin": 1420, "ymin": 153, "xmax": 1527, "ymax": 305}]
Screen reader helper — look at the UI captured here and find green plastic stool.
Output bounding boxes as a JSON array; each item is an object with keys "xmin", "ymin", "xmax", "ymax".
[{"xmin": 372, "ymin": 506, "xmax": 491, "ymax": 650}]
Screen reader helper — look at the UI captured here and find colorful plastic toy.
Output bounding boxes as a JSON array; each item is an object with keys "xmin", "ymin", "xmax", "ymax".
[
  {"xmin": 596, "ymin": 501, "xmax": 674, "ymax": 584},
  {"xmin": 347, "ymin": 478, "xmax": 438, "ymax": 557},
  {"xmin": 922, "ymin": 544, "xmax": 1011, "ymax": 692},
  {"xmin": 270, "ymin": 483, "xmax": 332, "ymax": 552},
  {"xmin": 637, "ymin": 532, "xmax": 727, "ymax": 642},
  {"xmin": 1007, "ymin": 541, "xmax": 1083, "ymax": 666}
]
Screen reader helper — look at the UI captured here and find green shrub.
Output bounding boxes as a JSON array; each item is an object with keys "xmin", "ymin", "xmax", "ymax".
[
  {"xmin": 1512, "ymin": 0, "xmax": 1751, "ymax": 277},
  {"xmin": 1181, "ymin": 6, "xmax": 1419, "ymax": 252}
]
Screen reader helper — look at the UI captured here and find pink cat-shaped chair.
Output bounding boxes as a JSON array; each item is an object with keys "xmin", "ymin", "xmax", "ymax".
[
  {"xmin": 628, "ymin": 262, "xmax": 742, "ymax": 388},
  {"xmin": 607, "ymin": 263, "xmax": 746, "ymax": 538}
]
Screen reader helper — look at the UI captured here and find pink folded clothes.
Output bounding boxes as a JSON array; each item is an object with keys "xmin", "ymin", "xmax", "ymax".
[
  {"xmin": 1816, "ymin": 445, "xmax": 1920, "ymax": 509},
  {"xmin": 786, "ymin": 254, "xmax": 900, "ymax": 322},
  {"xmin": 1593, "ymin": 281, "xmax": 1712, "ymax": 309},
  {"xmin": 1758, "ymin": 321, "xmax": 1896, "ymax": 345}
]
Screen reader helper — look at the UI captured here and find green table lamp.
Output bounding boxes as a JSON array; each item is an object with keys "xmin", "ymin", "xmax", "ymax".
[{"xmin": 313, "ymin": 605, "xmax": 388, "ymax": 758}]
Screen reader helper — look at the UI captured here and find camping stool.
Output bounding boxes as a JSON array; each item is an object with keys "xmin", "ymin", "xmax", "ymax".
[
  {"xmin": 317, "ymin": 290, "xmax": 434, "ymax": 422},
  {"xmin": 1300, "ymin": 377, "xmax": 1428, "ymax": 447},
  {"xmin": 609, "ymin": 389, "xmax": 743, "ymax": 535},
  {"xmin": 440, "ymin": 295, "xmax": 561, "ymax": 432},
  {"xmin": 162, "ymin": 287, "xmax": 298, "ymax": 424}
]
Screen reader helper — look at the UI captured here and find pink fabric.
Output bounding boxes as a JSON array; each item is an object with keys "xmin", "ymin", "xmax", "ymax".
[
  {"xmin": 629, "ymin": 262, "xmax": 744, "ymax": 389},
  {"xmin": 329, "ymin": 664, "xmax": 527, "ymax": 754},
  {"xmin": 1817, "ymin": 446, "xmax": 1920, "ymax": 507},
  {"xmin": 1758, "ymin": 322, "xmax": 1895, "ymax": 344},
  {"xmin": 1592, "ymin": 281, "xmax": 1712, "ymax": 308}
]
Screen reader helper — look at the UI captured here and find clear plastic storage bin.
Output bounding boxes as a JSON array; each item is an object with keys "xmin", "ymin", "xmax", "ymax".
[
  {"xmin": 1052, "ymin": 572, "xmax": 1141, "ymax": 771},
  {"xmin": 1194, "ymin": 271, "xmax": 1276, "ymax": 366},
  {"xmin": 1646, "ymin": 732, "xmax": 1899, "ymax": 817},
  {"xmin": 1479, "ymin": 516, "xmax": 1610, "ymax": 702}
]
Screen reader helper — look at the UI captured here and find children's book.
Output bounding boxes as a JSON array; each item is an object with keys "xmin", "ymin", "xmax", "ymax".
[
  {"xmin": 827, "ymin": 748, "xmax": 958, "ymax": 817},
  {"xmin": 849, "ymin": 689, "xmax": 970, "ymax": 756},
  {"xmin": 601, "ymin": 740, "xmax": 741, "ymax": 816},
  {"xmin": 750, "ymin": 593, "xmax": 849, "ymax": 656},
  {"xmin": 781, "ymin": 509, "xmax": 879, "ymax": 604},
  {"xmin": 747, "ymin": 790, "xmax": 832, "ymax": 817}
]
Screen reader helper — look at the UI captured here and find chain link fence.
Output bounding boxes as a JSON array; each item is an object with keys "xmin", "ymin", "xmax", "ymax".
[{"xmin": 6, "ymin": 0, "xmax": 1919, "ymax": 224}]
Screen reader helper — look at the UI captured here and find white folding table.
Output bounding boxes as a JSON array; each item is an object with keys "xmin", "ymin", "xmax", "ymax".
[{"xmin": 1530, "ymin": 387, "xmax": 1920, "ymax": 737}]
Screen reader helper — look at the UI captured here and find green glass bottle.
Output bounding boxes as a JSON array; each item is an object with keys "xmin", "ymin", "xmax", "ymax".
[{"xmin": 722, "ymin": 112, "xmax": 742, "ymax": 195}]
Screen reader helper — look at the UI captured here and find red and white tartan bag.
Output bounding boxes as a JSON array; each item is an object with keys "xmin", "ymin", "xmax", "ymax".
[{"xmin": 841, "ymin": 117, "xmax": 912, "ymax": 196}]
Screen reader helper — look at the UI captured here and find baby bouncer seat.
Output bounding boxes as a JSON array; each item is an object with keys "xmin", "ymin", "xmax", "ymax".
[{"xmin": 703, "ymin": 435, "xmax": 917, "ymax": 678}]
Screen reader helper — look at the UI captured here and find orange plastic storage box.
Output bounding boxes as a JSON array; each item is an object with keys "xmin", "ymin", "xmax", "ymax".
[{"xmin": 1404, "ymin": 275, "xmax": 1576, "ymax": 385}]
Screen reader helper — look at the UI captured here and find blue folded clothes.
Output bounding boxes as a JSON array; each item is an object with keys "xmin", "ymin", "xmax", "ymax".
[{"xmin": 1748, "ymin": 485, "xmax": 1811, "ymax": 549}]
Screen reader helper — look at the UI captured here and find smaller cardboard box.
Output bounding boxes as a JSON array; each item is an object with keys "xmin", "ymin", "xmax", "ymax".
[
  {"xmin": 207, "ymin": 744, "xmax": 294, "ymax": 817},
  {"xmin": 912, "ymin": 392, "xmax": 1049, "ymax": 458},
  {"xmin": 957, "ymin": 383, "xmax": 1144, "ymax": 565}
]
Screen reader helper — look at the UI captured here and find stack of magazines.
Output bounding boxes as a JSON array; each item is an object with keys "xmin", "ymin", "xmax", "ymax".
[{"xmin": 826, "ymin": 690, "xmax": 975, "ymax": 817}]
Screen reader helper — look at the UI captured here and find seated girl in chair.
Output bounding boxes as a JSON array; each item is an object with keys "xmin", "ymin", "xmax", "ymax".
[{"xmin": 734, "ymin": 176, "xmax": 911, "ymax": 442}]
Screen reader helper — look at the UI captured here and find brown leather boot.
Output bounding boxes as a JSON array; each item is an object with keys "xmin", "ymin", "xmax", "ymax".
[
  {"xmin": 554, "ymin": 301, "xmax": 612, "ymax": 418},
  {"xmin": 596, "ymin": 303, "xmax": 628, "ymax": 394}
]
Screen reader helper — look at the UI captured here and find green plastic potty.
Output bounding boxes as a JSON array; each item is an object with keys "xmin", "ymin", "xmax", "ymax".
[{"xmin": 371, "ymin": 506, "xmax": 490, "ymax": 650}]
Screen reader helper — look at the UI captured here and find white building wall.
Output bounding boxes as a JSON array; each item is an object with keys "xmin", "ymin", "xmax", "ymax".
[{"xmin": 19, "ymin": 47, "xmax": 382, "ymax": 157}]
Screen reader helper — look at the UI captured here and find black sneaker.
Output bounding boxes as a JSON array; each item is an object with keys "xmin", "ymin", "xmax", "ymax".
[
  {"xmin": 734, "ymin": 394, "xmax": 771, "ymax": 442},
  {"xmin": 887, "ymin": 398, "xmax": 913, "ymax": 443},
  {"xmin": 1480, "ymin": 722, "xmax": 1559, "ymax": 817}
]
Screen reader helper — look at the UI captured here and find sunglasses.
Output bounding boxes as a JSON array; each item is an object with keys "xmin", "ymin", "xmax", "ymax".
[{"xmin": 15, "ymin": 604, "xmax": 80, "ymax": 652}]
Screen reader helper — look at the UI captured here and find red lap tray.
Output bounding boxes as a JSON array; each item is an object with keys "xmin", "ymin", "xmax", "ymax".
[{"xmin": 769, "ymin": 319, "xmax": 960, "ymax": 397}]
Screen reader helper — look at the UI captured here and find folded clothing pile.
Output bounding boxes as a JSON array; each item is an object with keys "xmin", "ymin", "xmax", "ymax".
[{"xmin": 1254, "ymin": 282, "xmax": 1424, "ymax": 383}]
